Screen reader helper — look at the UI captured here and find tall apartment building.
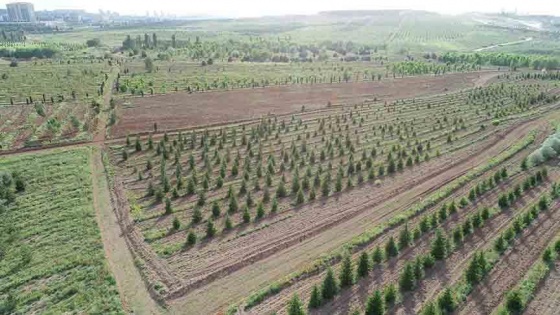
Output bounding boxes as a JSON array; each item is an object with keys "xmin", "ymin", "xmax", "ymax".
[{"xmin": 6, "ymin": 2, "xmax": 36, "ymax": 22}]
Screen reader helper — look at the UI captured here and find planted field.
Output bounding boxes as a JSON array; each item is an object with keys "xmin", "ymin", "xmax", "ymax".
[
  {"xmin": 0, "ymin": 148, "xmax": 123, "ymax": 314},
  {"xmin": 105, "ymin": 72, "xmax": 560, "ymax": 314},
  {"xmin": 0, "ymin": 62, "xmax": 116, "ymax": 150},
  {"xmin": 111, "ymin": 71, "xmax": 497, "ymax": 137}
]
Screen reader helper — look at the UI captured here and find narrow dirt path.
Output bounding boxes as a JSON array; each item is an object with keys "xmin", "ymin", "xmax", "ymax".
[{"xmin": 90, "ymin": 147, "xmax": 163, "ymax": 315}]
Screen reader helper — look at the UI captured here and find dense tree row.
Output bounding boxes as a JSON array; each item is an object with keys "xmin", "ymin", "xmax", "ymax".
[{"xmin": 440, "ymin": 52, "xmax": 560, "ymax": 70}]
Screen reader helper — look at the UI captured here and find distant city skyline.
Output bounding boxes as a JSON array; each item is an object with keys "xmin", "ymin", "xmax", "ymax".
[{"xmin": 1, "ymin": 0, "xmax": 559, "ymax": 18}]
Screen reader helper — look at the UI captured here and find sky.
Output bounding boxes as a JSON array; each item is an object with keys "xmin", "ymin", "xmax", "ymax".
[{"xmin": 2, "ymin": 0, "xmax": 559, "ymax": 17}]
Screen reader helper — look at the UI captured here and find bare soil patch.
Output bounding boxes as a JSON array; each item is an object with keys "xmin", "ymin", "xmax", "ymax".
[{"xmin": 111, "ymin": 72, "xmax": 497, "ymax": 137}]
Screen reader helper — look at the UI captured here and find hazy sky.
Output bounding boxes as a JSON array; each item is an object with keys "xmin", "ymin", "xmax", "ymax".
[{"xmin": 3, "ymin": 0, "xmax": 559, "ymax": 17}]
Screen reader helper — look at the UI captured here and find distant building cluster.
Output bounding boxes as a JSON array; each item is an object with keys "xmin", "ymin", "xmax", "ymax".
[
  {"xmin": 0, "ymin": 1, "xmax": 182, "ymax": 26},
  {"xmin": 6, "ymin": 2, "xmax": 35, "ymax": 22}
]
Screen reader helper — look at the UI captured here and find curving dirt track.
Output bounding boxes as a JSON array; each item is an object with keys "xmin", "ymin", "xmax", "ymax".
[
  {"xmin": 164, "ymin": 112, "xmax": 549, "ymax": 314},
  {"xmin": 111, "ymin": 71, "xmax": 500, "ymax": 138},
  {"xmin": 457, "ymin": 199, "xmax": 560, "ymax": 315},
  {"xmin": 524, "ymin": 262, "xmax": 560, "ymax": 315}
]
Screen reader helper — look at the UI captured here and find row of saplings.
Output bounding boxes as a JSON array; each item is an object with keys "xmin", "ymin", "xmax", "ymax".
[
  {"xmin": 284, "ymin": 168, "xmax": 550, "ymax": 315},
  {"xmin": 421, "ymin": 181, "xmax": 557, "ymax": 315}
]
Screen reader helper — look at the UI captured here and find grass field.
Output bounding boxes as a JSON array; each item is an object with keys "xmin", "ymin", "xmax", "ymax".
[{"xmin": 0, "ymin": 148, "xmax": 123, "ymax": 314}]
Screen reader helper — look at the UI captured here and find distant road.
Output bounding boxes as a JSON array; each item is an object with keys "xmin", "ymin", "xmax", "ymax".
[{"xmin": 474, "ymin": 37, "xmax": 533, "ymax": 52}]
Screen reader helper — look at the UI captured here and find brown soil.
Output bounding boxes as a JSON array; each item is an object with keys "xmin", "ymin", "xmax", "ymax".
[{"xmin": 111, "ymin": 71, "xmax": 499, "ymax": 138}]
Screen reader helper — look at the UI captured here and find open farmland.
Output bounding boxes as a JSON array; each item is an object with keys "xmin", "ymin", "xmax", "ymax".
[
  {"xmin": 104, "ymin": 71, "xmax": 560, "ymax": 314},
  {"xmin": 3, "ymin": 7, "xmax": 560, "ymax": 315},
  {"xmin": 111, "ymin": 71, "xmax": 497, "ymax": 137},
  {"xmin": 0, "ymin": 148, "xmax": 123, "ymax": 314}
]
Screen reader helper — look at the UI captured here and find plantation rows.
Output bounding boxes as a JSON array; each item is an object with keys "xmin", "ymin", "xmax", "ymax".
[
  {"xmin": 244, "ymin": 141, "xmax": 546, "ymax": 314},
  {"xmin": 113, "ymin": 81, "xmax": 555, "ymax": 254},
  {"xmin": 116, "ymin": 60, "xmax": 391, "ymax": 96},
  {"xmin": 280, "ymin": 163, "xmax": 556, "ymax": 315}
]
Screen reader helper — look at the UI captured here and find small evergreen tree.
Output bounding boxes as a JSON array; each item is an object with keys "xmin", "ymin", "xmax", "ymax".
[
  {"xmin": 287, "ymin": 294, "xmax": 305, "ymax": 315},
  {"xmin": 365, "ymin": 290, "xmax": 385, "ymax": 315},
  {"xmin": 228, "ymin": 194, "xmax": 239, "ymax": 213},
  {"xmin": 308, "ymin": 285, "xmax": 322, "ymax": 309},
  {"xmin": 165, "ymin": 197, "xmax": 172, "ymax": 214},
  {"xmin": 243, "ymin": 206, "xmax": 251, "ymax": 223},
  {"xmin": 211, "ymin": 201, "xmax": 221, "ymax": 218},
  {"xmin": 224, "ymin": 215, "xmax": 233, "ymax": 230},
  {"xmin": 431, "ymin": 229, "xmax": 449, "ymax": 260},
  {"xmin": 339, "ymin": 254, "xmax": 354, "ymax": 287},
  {"xmin": 399, "ymin": 262, "xmax": 416, "ymax": 291},
  {"xmin": 271, "ymin": 197, "xmax": 279, "ymax": 213},
  {"xmin": 172, "ymin": 217, "xmax": 181, "ymax": 230},
  {"xmin": 192, "ymin": 208, "xmax": 202, "ymax": 224},
  {"xmin": 421, "ymin": 301, "xmax": 438, "ymax": 315},
  {"xmin": 385, "ymin": 236, "xmax": 399, "ymax": 257},
  {"xmin": 321, "ymin": 268, "xmax": 338, "ymax": 301},
  {"xmin": 206, "ymin": 219, "xmax": 216, "ymax": 237},
  {"xmin": 438, "ymin": 288, "xmax": 455, "ymax": 313},
  {"xmin": 399, "ymin": 224, "xmax": 412, "ymax": 249},
  {"xmin": 372, "ymin": 246, "xmax": 384, "ymax": 264},
  {"xmin": 357, "ymin": 251, "xmax": 370, "ymax": 278},
  {"xmin": 505, "ymin": 290, "xmax": 523, "ymax": 314},
  {"xmin": 295, "ymin": 188, "xmax": 305, "ymax": 205},
  {"xmin": 186, "ymin": 230, "xmax": 197, "ymax": 246},
  {"xmin": 256, "ymin": 202, "xmax": 265, "ymax": 219},
  {"xmin": 384, "ymin": 284, "xmax": 397, "ymax": 306}
]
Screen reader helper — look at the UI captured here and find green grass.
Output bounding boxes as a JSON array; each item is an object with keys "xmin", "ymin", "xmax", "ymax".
[{"xmin": 0, "ymin": 148, "xmax": 123, "ymax": 314}]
